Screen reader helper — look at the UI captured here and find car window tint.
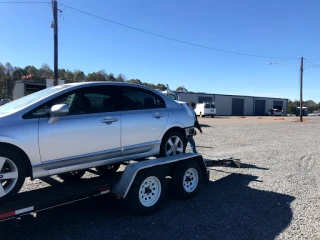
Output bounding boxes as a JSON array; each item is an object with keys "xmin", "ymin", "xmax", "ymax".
[
  {"xmin": 205, "ymin": 104, "xmax": 210, "ymax": 108},
  {"xmin": 122, "ymin": 87, "xmax": 166, "ymax": 111},
  {"xmin": 211, "ymin": 104, "xmax": 215, "ymax": 108}
]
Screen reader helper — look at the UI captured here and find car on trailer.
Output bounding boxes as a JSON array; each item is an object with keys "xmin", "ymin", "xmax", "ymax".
[{"xmin": 0, "ymin": 82, "xmax": 195, "ymax": 202}]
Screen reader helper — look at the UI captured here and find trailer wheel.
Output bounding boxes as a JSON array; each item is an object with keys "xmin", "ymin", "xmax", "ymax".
[
  {"xmin": 58, "ymin": 170, "xmax": 86, "ymax": 182},
  {"xmin": 95, "ymin": 163, "xmax": 121, "ymax": 176},
  {"xmin": 171, "ymin": 161, "xmax": 202, "ymax": 200},
  {"xmin": 0, "ymin": 149, "xmax": 27, "ymax": 202},
  {"xmin": 125, "ymin": 169, "xmax": 167, "ymax": 215}
]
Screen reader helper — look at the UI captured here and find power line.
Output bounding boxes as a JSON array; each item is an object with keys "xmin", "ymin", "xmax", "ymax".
[
  {"xmin": 305, "ymin": 58, "xmax": 320, "ymax": 68},
  {"xmin": 61, "ymin": 3, "xmax": 299, "ymax": 60},
  {"xmin": 0, "ymin": 1, "xmax": 49, "ymax": 3}
]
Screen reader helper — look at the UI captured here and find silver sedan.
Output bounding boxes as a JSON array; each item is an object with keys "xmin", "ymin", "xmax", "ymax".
[{"xmin": 0, "ymin": 82, "xmax": 195, "ymax": 201}]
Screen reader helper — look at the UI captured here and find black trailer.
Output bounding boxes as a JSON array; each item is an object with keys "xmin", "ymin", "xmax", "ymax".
[{"xmin": 0, "ymin": 153, "xmax": 209, "ymax": 221}]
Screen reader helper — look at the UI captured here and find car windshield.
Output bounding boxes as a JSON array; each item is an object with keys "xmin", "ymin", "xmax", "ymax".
[{"xmin": 0, "ymin": 85, "xmax": 70, "ymax": 115}]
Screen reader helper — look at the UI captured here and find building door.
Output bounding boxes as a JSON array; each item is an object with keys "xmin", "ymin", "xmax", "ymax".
[
  {"xmin": 273, "ymin": 100, "xmax": 283, "ymax": 109},
  {"xmin": 232, "ymin": 98, "xmax": 244, "ymax": 116},
  {"xmin": 255, "ymin": 100, "xmax": 266, "ymax": 116},
  {"xmin": 198, "ymin": 96, "xmax": 213, "ymax": 103}
]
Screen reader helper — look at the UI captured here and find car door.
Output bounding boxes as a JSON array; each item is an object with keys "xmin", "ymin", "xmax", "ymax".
[
  {"xmin": 34, "ymin": 85, "xmax": 121, "ymax": 170},
  {"xmin": 120, "ymin": 86, "xmax": 169, "ymax": 156}
]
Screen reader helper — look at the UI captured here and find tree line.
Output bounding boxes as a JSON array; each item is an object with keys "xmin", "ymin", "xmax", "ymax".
[
  {"xmin": 0, "ymin": 62, "xmax": 168, "ymax": 99},
  {"xmin": 288, "ymin": 100, "xmax": 320, "ymax": 114},
  {"xmin": 1, "ymin": 62, "xmax": 319, "ymax": 114}
]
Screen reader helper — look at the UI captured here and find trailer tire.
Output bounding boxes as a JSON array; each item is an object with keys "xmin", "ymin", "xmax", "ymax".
[
  {"xmin": 95, "ymin": 163, "xmax": 121, "ymax": 176},
  {"xmin": 58, "ymin": 170, "xmax": 86, "ymax": 182},
  {"xmin": 125, "ymin": 169, "xmax": 167, "ymax": 215},
  {"xmin": 171, "ymin": 161, "xmax": 202, "ymax": 200},
  {"xmin": 0, "ymin": 149, "xmax": 27, "ymax": 202}
]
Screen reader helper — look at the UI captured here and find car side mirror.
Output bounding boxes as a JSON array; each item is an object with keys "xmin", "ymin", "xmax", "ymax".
[{"xmin": 48, "ymin": 104, "xmax": 69, "ymax": 123}]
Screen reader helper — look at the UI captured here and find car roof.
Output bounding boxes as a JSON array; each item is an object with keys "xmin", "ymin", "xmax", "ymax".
[{"xmin": 61, "ymin": 81, "xmax": 161, "ymax": 93}]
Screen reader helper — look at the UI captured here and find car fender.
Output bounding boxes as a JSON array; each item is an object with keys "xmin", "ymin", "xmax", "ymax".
[{"xmin": 0, "ymin": 135, "xmax": 42, "ymax": 166}]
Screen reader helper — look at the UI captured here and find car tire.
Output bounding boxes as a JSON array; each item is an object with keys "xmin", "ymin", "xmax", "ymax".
[
  {"xmin": 125, "ymin": 169, "xmax": 167, "ymax": 215},
  {"xmin": 160, "ymin": 131, "xmax": 186, "ymax": 157},
  {"xmin": 211, "ymin": 115, "xmax": 215, "ymax": 118},
  {"xmin": 0, "ymin": 148, "xmax": 27, "ymax": 202},
  {"xmin": 58, "ymin": 170, "xmax": 86, "ymax": 182},
  {"xmin": 170, "ymin": 161, "xmax": 202, "ymax": 200},
  {"xmin": 95, "ymin": 163, "xmax": 121, "ymax": 176}
]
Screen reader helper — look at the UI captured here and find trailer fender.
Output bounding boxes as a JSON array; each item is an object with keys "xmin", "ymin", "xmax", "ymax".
[{"xmin": 111, "ymin": 153, "xmax": 208, "ymax": 199}]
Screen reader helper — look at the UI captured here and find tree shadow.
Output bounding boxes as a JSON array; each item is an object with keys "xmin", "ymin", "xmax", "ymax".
[{"xmin": 0, "ymin": 173, "xmax": 294, "ymax": 240}]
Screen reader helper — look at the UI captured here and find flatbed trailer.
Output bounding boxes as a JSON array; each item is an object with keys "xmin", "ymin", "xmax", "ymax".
[{"xmin": 0, "ymin": 153, "xmax": 209, "ymax": 221}]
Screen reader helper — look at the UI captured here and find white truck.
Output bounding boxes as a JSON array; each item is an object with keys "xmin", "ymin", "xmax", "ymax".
[{"xmin": 195, "ymin": 102, "xmax": 216, "ymax": 118}]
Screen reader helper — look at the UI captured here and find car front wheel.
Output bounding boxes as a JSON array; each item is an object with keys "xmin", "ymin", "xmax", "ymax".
[
  {"xmin": 160, "ymin": 131, "xmax": 186, "ymax": 157},
  {"xmin": 0, "ymin": 149, "xmax": 27, "ymax": 202}
]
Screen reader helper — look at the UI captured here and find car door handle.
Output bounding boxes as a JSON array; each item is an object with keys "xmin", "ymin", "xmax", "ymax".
[
  {"xmin": 153, "ymin": 113, "xmax": 164, "ymax": 119},
  {"xmin": 101, "ymin": 118, "xmax": 118, "ymax": 124}
]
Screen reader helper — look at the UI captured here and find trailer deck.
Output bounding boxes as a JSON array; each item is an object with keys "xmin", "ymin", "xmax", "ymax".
[
  {"xmin": 0, "ymin": 153, "xmax": 216, "ymax": 221},
  {"xmin": 0, "ymin": 173, "xmax": 121, "ymax": 221}
]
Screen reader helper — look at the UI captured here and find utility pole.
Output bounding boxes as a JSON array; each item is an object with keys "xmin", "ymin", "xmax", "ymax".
[
  {"xmin": 299, "ymin": 57, "xmax": 303, "ymax": 122},
  {"xmin": 53, "ymin": 0, "xmax": 58, "ymax": 86}
]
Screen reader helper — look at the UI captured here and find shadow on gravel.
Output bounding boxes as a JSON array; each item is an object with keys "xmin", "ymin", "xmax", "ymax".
[
  {"xmin": 238, "ymin": 163, "xmax": 269, "ymax": 170},
  {"xmin": 0, "ymin": 173, "xmax": 294, "ymax": 240},
  {"xmin": 39, "ymin": 176, "xmax": 63, "ymax": 186},
  {"xmin": 200, "ymin": 124, "xmax": 212, "ymax": 128},
  {"xmin": 197, "ymin": 145, "xmax": 214, "ymax": 149},
  {"xmin": 204, "ymin": 158, "xmax": 269, "ymax": 170}
]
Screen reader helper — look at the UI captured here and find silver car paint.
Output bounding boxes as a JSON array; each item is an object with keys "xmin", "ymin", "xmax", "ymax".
[{"xmin": 0, "ymin": 82, "xmax": 194, "ymax": 179}]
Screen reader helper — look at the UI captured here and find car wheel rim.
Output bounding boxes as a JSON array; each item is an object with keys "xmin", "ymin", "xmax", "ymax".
[
  {"xmin": 139, "ymin": 176, "xmax": 161, "ymax": 207},
  {"xmin": 183, "ymin": 168, "xmax": 199, "ymax": 193},
  {"xmin": 165, "ymin": 136, "xmax": 184, "ymax": 156},
  {"xmin": 0, "ymin": 157, "xmax": 18, "ymax": 198}
]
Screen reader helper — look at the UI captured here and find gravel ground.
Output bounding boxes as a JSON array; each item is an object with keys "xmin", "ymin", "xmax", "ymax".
[{"xmin": 0, "ymin": 116, "xmax": 319, "ymax": 240}]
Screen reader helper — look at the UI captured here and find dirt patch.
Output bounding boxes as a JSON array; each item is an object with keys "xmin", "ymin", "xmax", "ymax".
[
  {"xmin": 274, "ymin": 118, "xmax": 285, "ymax": 121},
  {"xmin": 293, "ymin": 119, "xmax": 310, "ymax": 122}
]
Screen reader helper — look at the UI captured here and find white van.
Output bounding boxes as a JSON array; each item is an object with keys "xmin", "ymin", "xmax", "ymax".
[{"xmin": 195, "ymin": 102, "xmax": 216, "ymax": 118}]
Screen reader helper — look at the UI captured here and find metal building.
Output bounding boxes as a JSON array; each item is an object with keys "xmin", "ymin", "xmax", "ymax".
[
  {"xmin": 175, "ymin": 91, "xmax": 288, "ymax": 116},
  {"xmin": 12, "ymin": 80, "xmax": 65, "ymax": 100}
]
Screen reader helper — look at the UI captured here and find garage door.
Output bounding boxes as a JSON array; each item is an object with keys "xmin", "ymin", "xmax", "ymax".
[
  {"xmin": 273, "ymin": 100, "xmax": 283, "ymax": 109},
  {"xmin": 255, "ymin": 100, "xmax": 266, "ymax": 116},
  {"xmin": 198, "ymin": 96, "xmax": 213, "ymax": 103},
  {"xmin": 232, "ymin": 98, "xmax": 244, "ymax": 116}
]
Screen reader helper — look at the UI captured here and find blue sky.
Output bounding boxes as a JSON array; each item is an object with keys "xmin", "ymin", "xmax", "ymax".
[{"xmin": 0, "ymin": 0, "xmax": 319, "ymax": 102}]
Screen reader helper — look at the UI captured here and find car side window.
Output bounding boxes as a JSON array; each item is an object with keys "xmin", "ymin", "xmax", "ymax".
[
  {"xmin": 26, "ymin": 86, "xmax": 118, "ymax": 118},
  {"xmin": 121, "ymin": 87, "xmax": 166, "ymax": 111}
]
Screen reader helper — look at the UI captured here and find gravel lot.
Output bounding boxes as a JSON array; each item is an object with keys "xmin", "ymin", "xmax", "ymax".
[{"xmin": 1, "ymin": 116, "xmax": 319, "ymax": 240}]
